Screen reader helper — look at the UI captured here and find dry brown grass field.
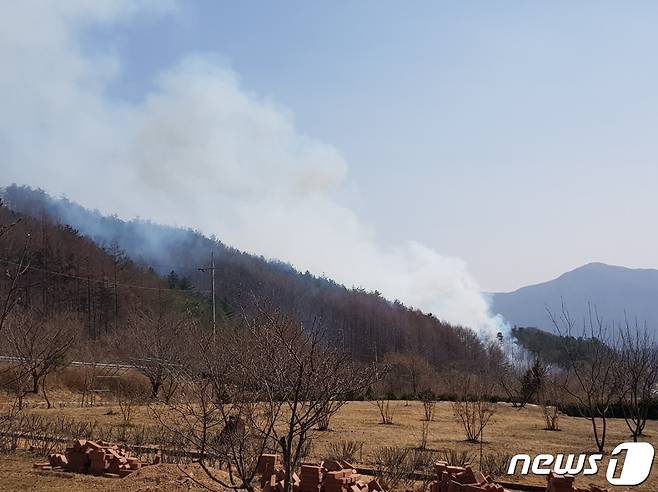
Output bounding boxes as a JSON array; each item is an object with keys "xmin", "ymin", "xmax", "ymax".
[
  {"xmin": 2, "ymin": 396, "xmax": 656, "ymax": 491},
  {"xmin": 0, "ymin": 452, "xmax": 232, "ymax": 491}
]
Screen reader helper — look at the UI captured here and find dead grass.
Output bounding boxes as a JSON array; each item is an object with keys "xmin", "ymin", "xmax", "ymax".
[
  {"xmin": 0, "ymin": 452, "xmax": 105, "ymax": 491},
  {"xmin": 2, "ymin": 400, "xmax": 657, "ymax": 491},
  {"xmin": 309, "ymin": 401, "xmax": 658, "ymax": 490},
  {"xmin": 0, "ymin": 451, "xmax": 235, "ymax": 491}
]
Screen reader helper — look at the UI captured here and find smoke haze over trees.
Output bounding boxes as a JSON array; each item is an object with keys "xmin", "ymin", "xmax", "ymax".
[
  {"xmin": 0, "ymin": 186, "xmax": 503, "ymax": 377},
  {"xmin": 0, "ymin": 2, "xmax": 505, "ymax": 337}
]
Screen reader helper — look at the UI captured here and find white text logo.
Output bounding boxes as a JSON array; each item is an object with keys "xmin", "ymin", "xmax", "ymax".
[{"xmin": 507, "ymin": 442, "xmax": 654, "ymax": 486}]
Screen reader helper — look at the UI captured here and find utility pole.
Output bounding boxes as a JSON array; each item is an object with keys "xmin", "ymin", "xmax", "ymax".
[{"xmin": 198, "ymin": 251, "xmax": 216, "ymax": 342}]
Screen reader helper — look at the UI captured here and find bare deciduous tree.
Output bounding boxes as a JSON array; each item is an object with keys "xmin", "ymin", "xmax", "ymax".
[
  {"xmin": 115, "ymin": 378, "xmax": 143, "ymax": 427},
  {"xmin": 617, "ymin": 319, "xmax": 658, "ymax": 441},
  {"xmin": 499, "ymin": 357, "xmax": 545, "ymax": 408},
  {"xmin": 152, "ymin": 326, "xmax": 282, "ymax": 492},
  {"xmin": 374, "ymin": 398, "xmax": 396, "ymax": 425},
  {"xmin": 246, "ymin": 309, "xmax": 380, "ymax": 492},
  {"xmin": 154, "ymin": 306, "xmax": 380, "ymax": 491},
  {"xmin": 539, "ymin": 367, "xmax": 565, "ymax": 431},
  {"xmin": 419, "ymin": 389, "xmax": 436, "ymax": 421},
  {"xmin": 2, "ymin": 366, "xmax": 30, "ymax": 411},
  {"xmin": 417, "ymin": 420, "xmax": 430, "ymax": 450},
  {"xmin": 120, "ymin": 307, "xmax": 194, "ymax": 400},
  {"xmin": 5, "ymin": 310, "xmax": 77, "ymax": 408},
  {"xmin": 383, "ymin": 352, "xmax": 436, "ymax": 397},
  {"xmin": 74, "ymin": 339, "xmax": 110, "ymax": 408},
  {"xmin": 0, "ymin": 202, "xmax": 29, "ymax": 336},
  {"xmin": 451, "ymin": 374, "xmax": 496, "ymax": 443},
  {"xmin": 549, "ymin": 303, "xmax": 620, "ymax": 452}
]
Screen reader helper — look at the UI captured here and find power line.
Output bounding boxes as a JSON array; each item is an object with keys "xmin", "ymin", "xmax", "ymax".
[
  {"xmin": 0, "ymin": 257, "xmax": 211, "ymax": 293},
  {"xmin": 198, "ymin": 251, "xmax": 217, "ymax": 342}
]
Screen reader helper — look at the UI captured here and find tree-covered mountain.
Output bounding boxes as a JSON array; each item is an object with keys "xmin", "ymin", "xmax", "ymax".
[
  {"xmin": 0, "ymin": 196, "xmax": 205, "ymax": 340},
  {"xmin": 510, "ymin": 326, "xmax": 606, "ymax": 368},
  {"xmin": 493, "ymin": 262, "xmax": 658, "ymax": 335},
  {"xmin": 1, "ymin": 184, "xmax": 502, "ymax": 374}
]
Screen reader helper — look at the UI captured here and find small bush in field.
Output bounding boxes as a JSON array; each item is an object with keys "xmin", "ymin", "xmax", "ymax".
[
  {"xmin": 409, "ymin": 448, "xmax": 438, "ymax": 473},
  {"xmin": 374, "ymin": 399, "xmax": 396, "ymax": 424},
  {"xmin": 372, "ymin": 446, "xmax": 413, "ymax": 490},
  {"xmin": 438, "ymin": 448, "xmax": 475, "ymax": 468},
  {"xmin": 419, "ymin": 390, "xmax": 436, "ymax": 421},
  {"xmin": 480, "ymin": 452, "xmax": 513, "ymax": 477},
  {"xmin": 327, "ymin": 440, "xmax": 364, "ymax": 463}
]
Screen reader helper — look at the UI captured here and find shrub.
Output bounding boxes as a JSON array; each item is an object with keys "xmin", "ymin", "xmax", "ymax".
[
  {"xmin": 452, "ymin": 398, "xmax": 496, "ymax": 442},
  {"xmin": 480, "ymin": 452, "xmax": 513, "ymax": 478},
  {"xmin": 374, "ymin": 399, "xmax": 396, "ymax": 424},
  {"xmin": 372, "ymin": 446, "xmax": 412, "ymax": 490},
  {"xmin": 115, "ymin": 378, "xmax": 143, "ymax": 427},
  {"xmin": 409, "ymin": 448, "xmax": 438, "ymax": 473},
  {"xmin": 327, "ymin": 440, "xmax": 364, "ymax": 463},
  {"xmin": 419, "ymin": 390, "xmax": 436, "ymax": 421},
  {"xmin": 542, "ymin": 403, "xmax": 560, "ymax": 431},
  {"xmin": 417, "ymin": 420, "xmax": 430, "ymax": 450},
  {"xmin": 437, "ymin": 448, "xmax": 475, "ymax": 468}
]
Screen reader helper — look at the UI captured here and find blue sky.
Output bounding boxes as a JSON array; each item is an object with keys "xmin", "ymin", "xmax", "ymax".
[
  {"xmin": 4, "ymin": 1, "xmax": 658, "ymax": 303},
  {"xmin": 89, "ymin": 1, "xmax": 658, "ymax": 292}
]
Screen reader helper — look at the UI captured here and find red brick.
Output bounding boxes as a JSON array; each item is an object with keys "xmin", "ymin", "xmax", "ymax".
[
  {"xmin": 453, "ymin": 467, "xmax": 477, "ymax": 485},
  {"xmin": 368, "ymin": 479, "xmax": 384, "ymax": 492},
  {"xmin": 324, "ymin": 460, "xmax": 343, "ymax": 471},
  {"xmin": 471, "ymin": 471, "xmax": 485, "ymax": 485},
  {"xmin": 447, "ymin": 481, "xmax": 463, "ymax": 492},
  {"xmin": 461, "ymin": 485, "xmax": 485, "ymax": 492}
]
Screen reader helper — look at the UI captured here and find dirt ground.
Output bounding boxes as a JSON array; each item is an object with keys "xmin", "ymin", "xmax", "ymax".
[
  {"xmin": 1, "ymin": 399, "xmax": 656, "ymax": 491},
  {"xmin": 0, "ymin": 452, "xmax": 233, "ymax": 491}
]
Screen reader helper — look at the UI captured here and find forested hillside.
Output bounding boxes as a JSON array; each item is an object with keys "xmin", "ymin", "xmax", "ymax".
[
  {"xmin": 510, "ymin": 326, "xmax": 606, "ymax": 368},
  {"xmin": 0, "ymin": 185, "xmax": 504, "ymax": 377},
  {"xmin": 0, "ymin": 200, "xmax": 208, "ymax": 340}
]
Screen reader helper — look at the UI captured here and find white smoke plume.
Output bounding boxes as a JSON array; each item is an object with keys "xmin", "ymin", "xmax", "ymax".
[{"xmin": 0, "ymin": 2, "xmax": 507, "ymax": 337}]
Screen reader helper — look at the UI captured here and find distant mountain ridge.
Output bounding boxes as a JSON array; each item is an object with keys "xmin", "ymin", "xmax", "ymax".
[{"xmin": 492, "ymin": 262, "xmax": 658, "ymax": 335}]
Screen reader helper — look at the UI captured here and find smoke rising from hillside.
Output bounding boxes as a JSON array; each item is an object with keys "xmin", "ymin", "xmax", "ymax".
[{"xmin": 0, "ymin": 2, "xmax": 506, "ymax": 337}]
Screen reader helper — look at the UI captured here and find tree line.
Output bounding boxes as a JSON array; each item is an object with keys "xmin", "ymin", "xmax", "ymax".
[{"xmin": 0, "ymin": 184, "xmax": 505, "ymax": 377}]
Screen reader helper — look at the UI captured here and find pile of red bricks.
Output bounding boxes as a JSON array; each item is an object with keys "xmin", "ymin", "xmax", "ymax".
[
  {"xmin": 260, "ymin": 455, "xmax": 295, "ymax": 492},
  {"xmin": 258, "ymin": 455, "xmax": 383, "ymax": 492},
  {"xmin": 429, "ymin": 464, "xmax": 610, "ymax": 492},
  {"xmin": 300, "ymin": 463, "xmax": 324, "ymax": 492},
  {"xmin": 547, "ymin": 472, "xmax": 607, "ymax": 492},
  {"xmin": 430, "ymin": 461, "xmax": 502, "ymax": 492},
  {"xmin": 33, "ymin": 439, "xmax": 150, "ymax": 478}
]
